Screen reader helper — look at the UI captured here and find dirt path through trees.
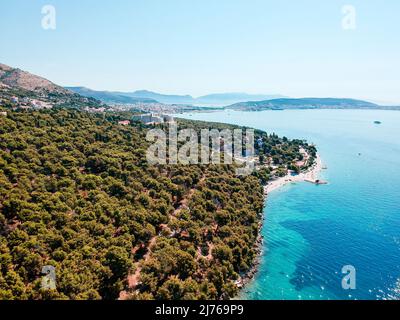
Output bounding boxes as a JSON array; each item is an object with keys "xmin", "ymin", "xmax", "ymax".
[{"xmin": 119, "ymin": 174, "xmax": 207, "ymax": 299}]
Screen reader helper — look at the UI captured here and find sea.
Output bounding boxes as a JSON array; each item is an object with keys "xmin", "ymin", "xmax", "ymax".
[{"xmin": 173, "ymin": 109, "xmax": 400, "ymax": 300}]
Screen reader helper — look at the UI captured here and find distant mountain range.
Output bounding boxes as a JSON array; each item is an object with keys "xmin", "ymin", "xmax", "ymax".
[
  {"xmin": 227, "ymin": 98, "xmax": 400, "ymax": 111},
  {"xmin": 66, "ymin": 87, "xmax": 285, "ymax": 106},
  {"xmin": 65, "ymin": 87, "xmax": 158, "ymax": 104},
  {"xmin": 124, "ymin": 90, "xmax": 194, "ymax": 104},
  {"xmin": 195, "ymin": 93, "xmax": 286, "ymax": 106}
]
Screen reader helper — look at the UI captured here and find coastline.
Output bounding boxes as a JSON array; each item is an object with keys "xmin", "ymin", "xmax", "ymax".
[
  {"xmin": 264, "ymin": 154, "xmax": 323, "ymax": 194},
  {"xmin": 236, "ymin": 154, "xmax": 324, "ymax": 296}
]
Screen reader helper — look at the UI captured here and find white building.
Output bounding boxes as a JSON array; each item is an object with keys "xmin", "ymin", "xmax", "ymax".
[{"xmin": 132, "ymin": 113, "xmax": 175, "ymax": 124}]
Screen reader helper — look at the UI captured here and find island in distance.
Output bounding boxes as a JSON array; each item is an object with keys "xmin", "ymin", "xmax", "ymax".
[{"xmin": 226, "ymin": 98, "xmax": 400, "ymax": 111}]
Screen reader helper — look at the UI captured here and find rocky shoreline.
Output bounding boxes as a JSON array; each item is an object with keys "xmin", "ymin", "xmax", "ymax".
[{"xmin": 237, "ymin": 222, "xmax": 264, "ymax": 289}]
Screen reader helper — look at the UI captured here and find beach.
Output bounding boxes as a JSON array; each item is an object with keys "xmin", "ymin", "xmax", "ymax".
[{"xmin": 264, "ymin": 154, "xmax": 323, "ymax": 194}]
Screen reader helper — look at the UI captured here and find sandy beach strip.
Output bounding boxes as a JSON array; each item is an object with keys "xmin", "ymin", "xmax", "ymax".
[{"xmin": 264, "ymin": 154, "xmax": 323, "ymax": 194}]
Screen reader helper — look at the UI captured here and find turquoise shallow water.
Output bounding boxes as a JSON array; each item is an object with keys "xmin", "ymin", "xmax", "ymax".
[{"xmin": 174, "ymin": 109, "xmax": 400, "ymax": 300}]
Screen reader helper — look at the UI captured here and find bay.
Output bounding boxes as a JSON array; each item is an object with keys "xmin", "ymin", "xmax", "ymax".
[{"xmin": 174, "ymin": 109, "xmax": 400, "ymax": 300}]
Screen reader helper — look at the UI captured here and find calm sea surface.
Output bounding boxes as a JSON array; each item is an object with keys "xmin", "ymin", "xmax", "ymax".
[{"xmin": 174, "ymin": 109, "xmax": 400, "ymax": 300}]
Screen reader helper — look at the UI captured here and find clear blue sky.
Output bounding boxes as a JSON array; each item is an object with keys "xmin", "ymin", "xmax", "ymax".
[{"xmin": 1, "ymin": 0, "xmax": 399, "ymax": 104}]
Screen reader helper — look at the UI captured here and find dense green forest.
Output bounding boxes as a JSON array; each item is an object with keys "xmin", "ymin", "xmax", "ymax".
[{"xmin": 0, "ymin": 107, "xmax": 314, "ymax": 300}]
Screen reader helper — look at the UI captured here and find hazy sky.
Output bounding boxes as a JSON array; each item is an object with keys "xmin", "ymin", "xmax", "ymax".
[{"xmin": 1, "ymin": 0, "xmax": 399, "ymax": 104}]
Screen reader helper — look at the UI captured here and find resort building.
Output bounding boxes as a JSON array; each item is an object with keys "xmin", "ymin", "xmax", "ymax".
[{"xmin": 132, "ymin": 113, "xmax": 175, "ymax": 124}]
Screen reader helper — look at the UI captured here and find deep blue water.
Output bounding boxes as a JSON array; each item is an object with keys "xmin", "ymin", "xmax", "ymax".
[{"xmin": 174, "ymin": 109, "xmax": 400, "ymax": 300}]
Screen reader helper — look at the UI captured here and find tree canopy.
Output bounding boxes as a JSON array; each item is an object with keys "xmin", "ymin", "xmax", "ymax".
[{"xmin": 0, "ymin": 108, "xmax": 313, "ymax": 300}]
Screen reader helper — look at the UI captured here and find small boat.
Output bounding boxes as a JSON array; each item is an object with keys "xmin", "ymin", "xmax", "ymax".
[{"xmin": 374, "ymin": 121, "xmax": 382, "ymax": 124}]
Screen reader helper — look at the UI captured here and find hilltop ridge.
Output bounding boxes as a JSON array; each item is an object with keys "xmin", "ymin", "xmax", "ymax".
[
  {"xmin": 0, "ymin": 63, "xmax": 70, "ymax": 95},
  {"xmin": 0, "ymin": 63, "xmax": 101, "ymax": 109}
]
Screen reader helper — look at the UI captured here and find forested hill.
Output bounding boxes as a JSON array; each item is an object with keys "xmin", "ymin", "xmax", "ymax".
[
  {"xmin": 0, "ymin": 63, "xmax": 102, "ymax": 109},
  {"xmin": 0, "ymin": 108, "xmax": 313, "ymax": 300}
]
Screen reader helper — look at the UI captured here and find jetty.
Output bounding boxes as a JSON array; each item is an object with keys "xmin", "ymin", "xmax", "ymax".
[{"xmin": 305, "ymin": 178, "xmax": 328, "ymax": 185}]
